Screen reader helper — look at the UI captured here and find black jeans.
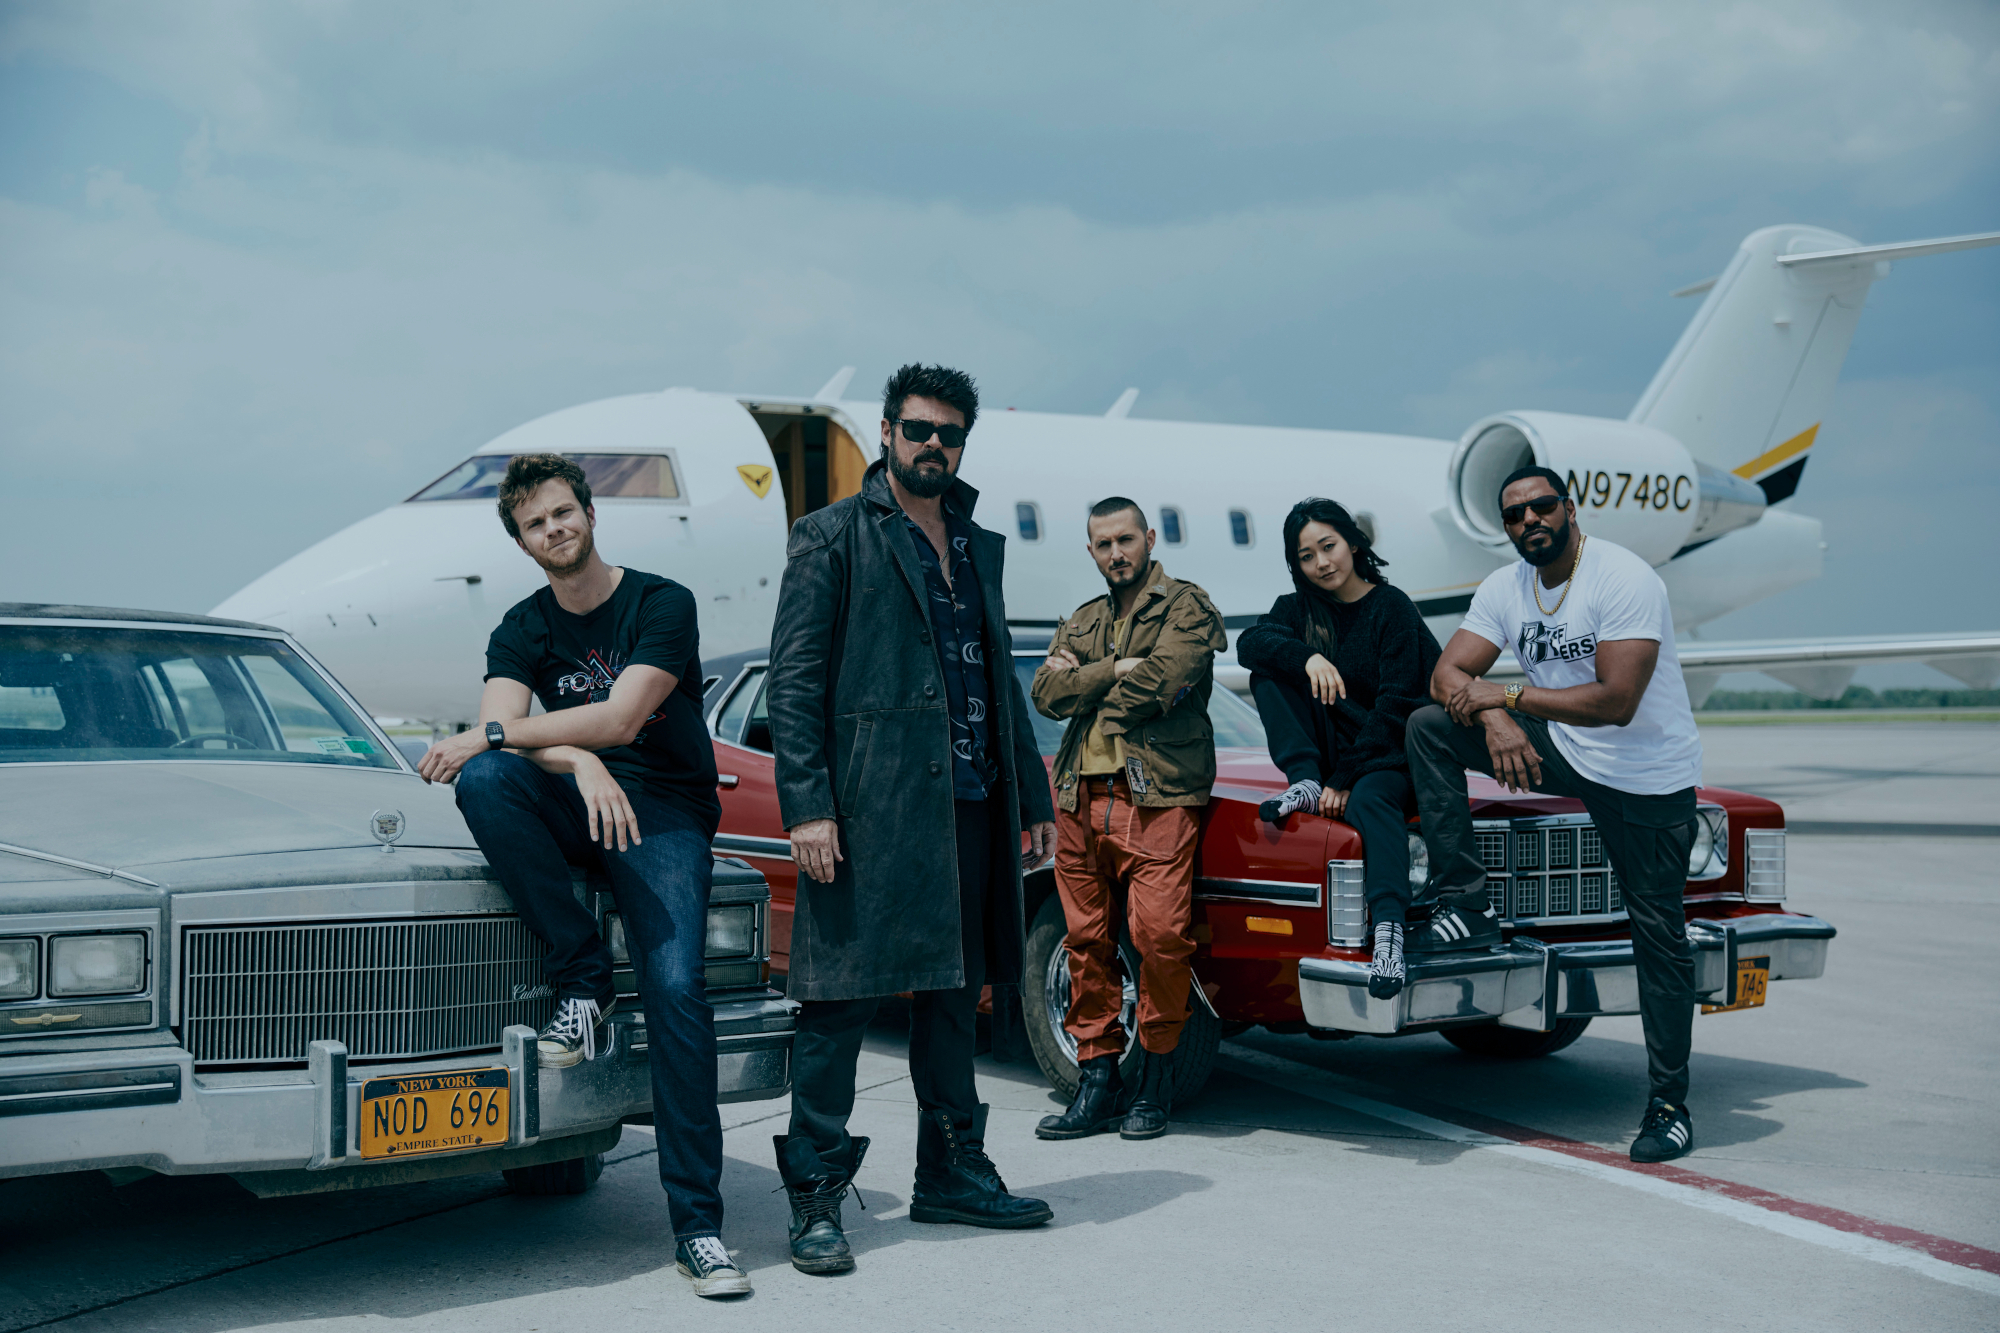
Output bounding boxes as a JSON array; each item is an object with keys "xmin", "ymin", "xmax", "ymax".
[
  {"xmin": 1405, "ymin": 704, "xmax": 1699, "ymax": 1104},
  {"xmin": 1251, "ymin": 674, "xmax": 1418, "ymax": 919},
  {"xmin": 788, "ymin": 799, "xmax": 994, "ymax": 1168},
  {"xmin": 454, "ymin": 750, "xmax": 724, "ymax": 1240}
]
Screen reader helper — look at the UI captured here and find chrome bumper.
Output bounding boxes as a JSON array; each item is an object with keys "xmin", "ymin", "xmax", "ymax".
[
  {"xmin": 0, "ymin": 991, "xmax": 795, "ymax": 1190},
  {"xmin": 1297, "ymin": 914, "xmax": 1835, "ymax": 1036}
]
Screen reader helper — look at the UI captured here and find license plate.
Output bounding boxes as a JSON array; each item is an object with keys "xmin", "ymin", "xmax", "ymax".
[
  {"xmin": 1702, "ymin": 956, "xmax": 1770, "ymax": 1014},
  {"xmin": 358, "ymin": 1066, "xmax": 509, "ymax": 1160}
]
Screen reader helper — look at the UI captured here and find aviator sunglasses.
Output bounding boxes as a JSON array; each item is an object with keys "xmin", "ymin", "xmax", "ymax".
[
  {"xmin": 891, "ymin": 418, "xmax": 970, "ymax": 449},
  {"xmin": 1500, "ymin": 494, "xmax": 1565, "ymax": 525}
]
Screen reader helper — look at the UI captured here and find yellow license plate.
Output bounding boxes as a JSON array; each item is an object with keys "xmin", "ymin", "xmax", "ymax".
[
  {"xmin": 358, "ymin": 1066, "xmax": 509, "ymax": 1159},
  {"xmin": 1702, "ymin": 956, "xmax": 1771, "ymax": 1014}
]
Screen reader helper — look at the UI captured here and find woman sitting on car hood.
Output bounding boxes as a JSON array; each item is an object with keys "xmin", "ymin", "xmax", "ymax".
[{"xmin": 1236, "ymin": 497, "xmax": 1442, "ymax": 1001}]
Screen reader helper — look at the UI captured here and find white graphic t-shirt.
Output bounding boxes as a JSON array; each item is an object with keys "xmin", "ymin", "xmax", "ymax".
[{"xmin": 1460, "ymin": 537, "xmax": 1703, "ymax": 794}]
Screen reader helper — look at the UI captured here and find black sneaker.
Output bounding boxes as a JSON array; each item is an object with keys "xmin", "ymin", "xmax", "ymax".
[
  {"xmin": 1409, "ymin": 892, "xmax": 1500, "ymax": 953},
  {"xmin": 536, "ymin": 996, "xmax": 608, "ymax": 1069},
  {"xmin": 1367, "ymin": 920, "xmax": 1406, "ymax": 1000},
  {"xmin": 675, "ymin": 1235, "xmax": 752, "ymax": 1298},
  {"xmin": 1630, "ymin": 1098, "xmax": 1694, "ymax": 1163}
]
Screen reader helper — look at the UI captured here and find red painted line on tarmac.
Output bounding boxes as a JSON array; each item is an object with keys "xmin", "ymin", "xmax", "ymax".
[{"xmin": 1440, "ymin": 1103, "xmax": 2000, "ymax": 1276}]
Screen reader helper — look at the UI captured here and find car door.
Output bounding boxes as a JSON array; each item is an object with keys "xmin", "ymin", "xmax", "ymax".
[{"xmin": 708, "ymin": 666, "xmax": 798, "ymax": 973}]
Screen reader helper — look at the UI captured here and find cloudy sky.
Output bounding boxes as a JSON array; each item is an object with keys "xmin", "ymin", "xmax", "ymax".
[{"xmin": 3, "ymin": 2, "xmax": 1995, "ymax": 681}]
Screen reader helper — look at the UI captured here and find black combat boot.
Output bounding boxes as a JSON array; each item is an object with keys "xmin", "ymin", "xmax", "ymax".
[
  {"xmin": 1035, "ymin": 1054, "xmax": 1124, "ymax": 1140},
  {"xmin": 773, "ymin": 1132, "xmax": 869, "ymax": 1274},
  {"xmin": 1120, "ymin": 1045, "xmax": 1175, "ymax": 1140},
  {"xmin": 910, "ymin": 1104, "xmax": 1053, "ymax": 1229}
]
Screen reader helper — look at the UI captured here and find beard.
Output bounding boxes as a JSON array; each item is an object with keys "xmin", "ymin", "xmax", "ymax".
[
  {"xmin": 1103, "ymin": 552, "xmax": 1150, "ymax": 591},
  {"xmin": 1513, "ymin": 513, "xmax": 1572, "ymax": 568},
  {"xmin": 888, "ymin": 445, "xmax": 956, "ymax": 499},
  {"xmin": 531, "ymin": 523, "xmax": 595, "ymax": 577}
]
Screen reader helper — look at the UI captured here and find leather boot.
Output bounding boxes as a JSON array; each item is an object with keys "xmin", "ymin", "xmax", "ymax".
[
  {"xmin": 1035, "ymin": 1054, "xmax": 1124, "ymax": 1140},
  {"xmin": 1120, "ymin": 1045, "xmax": 1175, "ymax": 1140},
  {"xmin": 910, "ymin": 1105, "xmax": 1054, "ymax": 1229},
  {"xmin": 774, "ymin": 1132, "xmax": 868, "ymax": 1274}
]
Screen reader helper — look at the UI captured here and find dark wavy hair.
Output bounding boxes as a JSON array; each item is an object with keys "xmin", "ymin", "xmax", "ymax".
[
  {"xmin": 1281, "ymin": 497, "xmax": 1389, "ymax": 653},
  {"xmin": 882, "ymin": 363, "xmax": 979, "ymax": 434},
  {"xmin": 497, "ymin": 453, "xmax": 591, "ymax": 539}
]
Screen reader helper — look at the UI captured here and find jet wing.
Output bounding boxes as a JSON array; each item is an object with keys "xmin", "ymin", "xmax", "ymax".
[{"xmin": 1214, "ymin": 631, "xmax": 2000, "ymax": 705}]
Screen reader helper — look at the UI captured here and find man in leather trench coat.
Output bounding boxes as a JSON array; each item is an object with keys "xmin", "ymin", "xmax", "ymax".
[{"xmin": 764, "ymin": 363, "xmax": 1058, "ymax": 1276}]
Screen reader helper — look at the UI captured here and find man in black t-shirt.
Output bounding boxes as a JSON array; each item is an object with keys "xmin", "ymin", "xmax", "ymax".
[{"xmin": 416, "ymin": 454, "xmax": 744, "ymax": 1299}]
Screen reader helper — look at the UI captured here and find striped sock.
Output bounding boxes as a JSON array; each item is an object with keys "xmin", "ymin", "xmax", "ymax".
[{"xmin": 1260, "ymin": 779, "xmax": 1322, "ymax": 823}]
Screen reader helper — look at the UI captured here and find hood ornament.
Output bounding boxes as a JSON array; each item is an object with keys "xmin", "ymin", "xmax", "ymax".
[{"xmin": 369, "ymin": 809, "xmax": 406, "ymax": 853}]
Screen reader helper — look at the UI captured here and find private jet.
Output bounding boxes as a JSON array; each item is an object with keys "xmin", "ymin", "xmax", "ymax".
[{"xmin": 213, "ymin": 224, "xmax": 2000, "ymax": 724}]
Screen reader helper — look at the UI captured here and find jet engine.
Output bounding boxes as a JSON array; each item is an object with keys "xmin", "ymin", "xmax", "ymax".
[{"xmin": 1447, "ymin": 410, "xmax": 1765, "ymax": 566}]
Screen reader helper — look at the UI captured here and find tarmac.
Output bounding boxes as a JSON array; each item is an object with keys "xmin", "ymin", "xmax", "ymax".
[{"xmin": 3, "ymin": 721, "xmax": 1995, "ymax": 1331}]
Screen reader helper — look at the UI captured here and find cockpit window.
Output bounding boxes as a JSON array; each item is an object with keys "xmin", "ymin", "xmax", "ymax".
[
  {"xmin": 0, "ymin": 626, "xmax": 399, "ymax": 769},
  {"xmin": 409, "ymin": 454, "xmax": 681, "ymax": 503}
]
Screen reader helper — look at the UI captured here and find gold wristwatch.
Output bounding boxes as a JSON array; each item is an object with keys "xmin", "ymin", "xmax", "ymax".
[{"xmin": 1503, "ymin": 683, "xmax": 1523, "ymax": 712}]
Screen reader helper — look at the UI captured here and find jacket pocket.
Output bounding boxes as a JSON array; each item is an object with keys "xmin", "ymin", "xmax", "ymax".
[{"xmin": 834, "ymin": 715, "xmax": 877, "ymax": 816}]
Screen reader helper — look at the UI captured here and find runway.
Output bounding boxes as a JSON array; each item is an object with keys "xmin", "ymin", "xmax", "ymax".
[{"xmin": 4, "ymin": 722, "xmax": 1995, "ymax": 1331}]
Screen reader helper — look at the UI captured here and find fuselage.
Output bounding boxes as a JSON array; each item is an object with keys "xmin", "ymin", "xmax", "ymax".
[{"xmin": 212, "ymin": 386, "xmax": 1823, "ymax": 723}]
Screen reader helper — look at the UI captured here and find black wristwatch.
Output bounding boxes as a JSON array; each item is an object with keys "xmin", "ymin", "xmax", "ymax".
[{"xmin": 485, "ymin": 721, "xmax": 506, "ymax": 750}]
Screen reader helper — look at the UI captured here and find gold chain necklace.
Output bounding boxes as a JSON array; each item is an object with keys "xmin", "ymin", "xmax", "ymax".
[{"xmin": 1533, "ymin": 532, "xmax": 1586, "ymax": 617}]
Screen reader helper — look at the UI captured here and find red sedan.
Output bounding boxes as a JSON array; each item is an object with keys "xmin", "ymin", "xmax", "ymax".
[{"xmin": 704, "ymin": 650, "xmax": 1835, "ymax": 1103}]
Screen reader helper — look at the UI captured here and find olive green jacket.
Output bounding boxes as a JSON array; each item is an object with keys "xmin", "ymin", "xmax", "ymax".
[{"xmin": 1030, "ymin": 565, "xmax": 1228, "ymax": 812}]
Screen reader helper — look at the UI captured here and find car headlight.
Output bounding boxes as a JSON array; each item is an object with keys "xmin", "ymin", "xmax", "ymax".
[
  {"xmin": 49, "ymin": 933, "xmax": 147, "ymax": 997},
  {"xmin": 604, "ymin": 912, "xmax": 630, "ymax": 966},
  {"xmin": 1687, "ymin": 807, "xmax": 1729, "ymax": 879},
  {"xmin": 705, "ymin": 905, "xmax": 756, "ymax": 959},
  {"xmin": 0, "ymin": 938, "xmax": 38, "ymax": 1000}
]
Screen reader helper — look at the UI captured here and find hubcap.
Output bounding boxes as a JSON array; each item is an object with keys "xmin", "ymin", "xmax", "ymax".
[{"xmin": 1042, "ymin": 938, "xmax": 1139, "ymax": 1065}]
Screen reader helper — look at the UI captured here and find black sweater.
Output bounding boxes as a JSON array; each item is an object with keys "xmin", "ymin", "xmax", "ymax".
[{"xmin": 1236, "ymin": 584, "xmax": 1442, "ymax": 789}]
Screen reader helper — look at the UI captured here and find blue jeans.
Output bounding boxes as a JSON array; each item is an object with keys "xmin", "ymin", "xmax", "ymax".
[{"xmin": 455, "ymin": 749, "xmax": 723, "ymax": 1240}]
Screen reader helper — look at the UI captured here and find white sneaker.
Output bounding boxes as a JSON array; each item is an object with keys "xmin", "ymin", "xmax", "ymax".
[
  {"xmin": 676, "ymin": 1235, "xmax": 752, "ymax": 1298},
  {"xmin": 536, "ymin": 996, "xmax": 605, "ymax": 1068}
]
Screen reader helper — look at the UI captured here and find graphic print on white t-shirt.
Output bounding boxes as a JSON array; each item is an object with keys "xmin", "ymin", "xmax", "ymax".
[{"xmin": 1460, "ymin": 537, "xmax": 1703, "ymax": 795}]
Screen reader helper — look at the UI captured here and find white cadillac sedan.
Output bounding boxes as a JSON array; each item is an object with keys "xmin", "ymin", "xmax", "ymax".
[{"xmin": 0, "ymin": 604, "xmax": 791, "ymax": 1198}]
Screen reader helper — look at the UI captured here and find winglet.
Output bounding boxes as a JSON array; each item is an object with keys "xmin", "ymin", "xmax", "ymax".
[
  {"xmin": 1105, "ymin": 388, "xmax": 1139, "ymax": 419},
  {"xmin": 814, "ymin": 366, "xmax": 857, "ymax": 402}
]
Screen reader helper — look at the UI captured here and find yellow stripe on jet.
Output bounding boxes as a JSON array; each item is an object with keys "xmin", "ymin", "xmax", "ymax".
[{"xmin": 1733, "ymin": 423, "xmax": 1818, "ymax": 481}]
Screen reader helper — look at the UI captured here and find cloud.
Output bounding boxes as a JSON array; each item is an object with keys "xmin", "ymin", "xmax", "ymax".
[{"xmin": 0, "ymin": 0, "xmax": 1994, "ymax": 633}]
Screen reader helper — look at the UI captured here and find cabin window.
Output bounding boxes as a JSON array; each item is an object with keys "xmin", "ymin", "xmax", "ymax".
[
  {"xmin": 1159, "ymin": 506, "xmax": 1185, "ymax": 545},
  {"xmin": 1015, "ymin": 503, "xmax": 1042, "ymax": 543},
  {"xmin": 407, "ymin": 453, "xmax": 681, "ymax": 503},
  {"xmin": 1229, "ymin": 509, "xmax": 1254, "ymax": 547}
]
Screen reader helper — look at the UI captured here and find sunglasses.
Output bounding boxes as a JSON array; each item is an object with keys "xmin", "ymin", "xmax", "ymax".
[
  {"xmin": 891, "ymin": 418, "xmax": 969, "ymax": 450},
  {"xmin": 1500, "ymin": 495, "xmax": 1565, "ymax": 525}
]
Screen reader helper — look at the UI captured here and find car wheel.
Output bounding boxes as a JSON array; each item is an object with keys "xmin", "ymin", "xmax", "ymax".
[
  {"xmin": 503, "ymin": 1152, "xmax": 604, "ymax": 1196},
  {"xmin": 1440, "ymin": 1016, "xmax": 1592, "ymax": 1059},
  {"xmin": 1023, "ymin": 893, "xmax": 1219, "ymax": 1106}
]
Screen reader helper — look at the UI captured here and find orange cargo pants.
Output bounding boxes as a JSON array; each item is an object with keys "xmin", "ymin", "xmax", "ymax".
[{"xmin": 1054, "ymin": 775, "xmax": 1200, "ymax": 1062}]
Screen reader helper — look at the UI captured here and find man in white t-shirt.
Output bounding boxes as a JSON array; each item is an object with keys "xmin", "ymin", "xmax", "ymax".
[{"xmin": 1406, "ymin": 465, "xmax": 1704, "ymax": 1164}]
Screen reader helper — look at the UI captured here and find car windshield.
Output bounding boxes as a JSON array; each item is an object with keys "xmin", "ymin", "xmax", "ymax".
[
  {"xmin": 0, "ymin": 625, "xmax": 399, "ymax": 770},
  {"xmin": 1010, "ymin": 656, "xmax": 1266, "ymax": 759}
]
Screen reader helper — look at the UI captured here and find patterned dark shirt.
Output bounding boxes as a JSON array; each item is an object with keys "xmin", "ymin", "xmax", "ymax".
[{"xmin": 904, "ymin": 511, "xmax": 996, "ymax": 800}]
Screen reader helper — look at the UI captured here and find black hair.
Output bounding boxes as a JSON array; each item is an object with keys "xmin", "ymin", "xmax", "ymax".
[
  {"xmin": 882, "ymin": 363, "xmax": 979, "ymax": 434},
  {"xmin": 497, "ymin": 453, "xmax": 591, "ymax": 539},
  {"xmin": 1087, "ymin": 495, "xmax": 1148, "ymax": 531},
  {"xmin": 1281, "ymin": 497, "xmax": 1390, "ymax": 654},
  {"xmin": 1497, "ymin": 465, "xmax": 1569, "ymax": 511}
]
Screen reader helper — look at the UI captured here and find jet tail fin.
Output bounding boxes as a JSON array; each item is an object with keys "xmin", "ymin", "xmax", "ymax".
[{"xmin": 1629, "ymin": 226, "xmax": 1999, "ymax": 502}]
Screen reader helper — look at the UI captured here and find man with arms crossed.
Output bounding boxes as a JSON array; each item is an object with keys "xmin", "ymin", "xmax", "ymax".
[
  {"xmin": 766, "ymin": 364, "xmax": 1057, "ymax": 1276},
  {"xmin": 1407, "ymin": 465, "xmax": 1705, "ymax": 1163},
  {"xmin": 1031, "ymin": 499, "xmax": 1226, "ymax": 1141},
  {"xmin": 417, "ymin": 454, "xmax": 747, "ymax": 1297}
]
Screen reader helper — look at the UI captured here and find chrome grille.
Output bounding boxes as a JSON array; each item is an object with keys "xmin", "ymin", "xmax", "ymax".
[
  {"xmin": 181, "ymin": 917, "xmax": 553, "ymax": 1066},
  {"xmin": 1472, "ymin": 815, "xmax": 1627, "ymax": 927}
]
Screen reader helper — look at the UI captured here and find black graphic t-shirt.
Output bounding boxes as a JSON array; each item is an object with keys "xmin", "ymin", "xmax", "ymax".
[{"xmin": 484, "ymin": 569, "xmax": 721, "ymax": 836}]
